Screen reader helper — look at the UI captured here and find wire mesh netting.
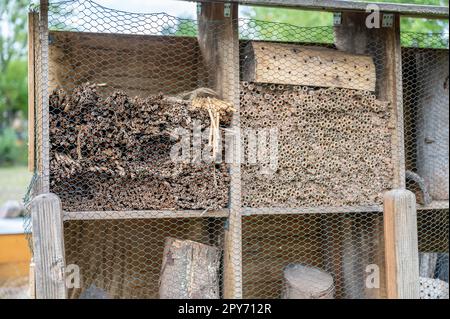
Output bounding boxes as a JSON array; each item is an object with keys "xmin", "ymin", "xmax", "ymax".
[{"xmin": 24, "ymin": 0, "xmax": 449, "ymax": 299}]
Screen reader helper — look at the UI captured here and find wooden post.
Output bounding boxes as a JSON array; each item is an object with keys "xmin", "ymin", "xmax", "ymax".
[
  {"xmin": 38, "ymin": 0, "xmax": 50, "ymax": 193},
  {"xmin": 31, "ymin": 193, "xmax": 67, "ymax": 299},
  {"xmin": 159, "ymin": 238, "xmax": 220, "ymax": 299},
  {"xmin": 28, "ymin": 11, "xmax": 39, "ymax": 172},
  {"xmin": 383, "ymin": 189, "xmax": 420, "ymax": 299},
  {"xmin": 334, "ymin": 12, "xmax": 404, "ymax": 299},
  {"xmin": 197, "ymin": 2, "xmax": 242, "ymax": 298}
]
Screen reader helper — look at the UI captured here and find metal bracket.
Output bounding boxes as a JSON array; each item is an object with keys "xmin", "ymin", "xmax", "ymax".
[
  {"xmin": 48, "ymin": 33, "xmax": 54, "ymax": 45},
  {"xmin": 224, "ymin": 3, "xmax": 231, "ymax": 17},
  {"xmin": 382, "ymin": 13, "xmax": 394, "ymax": 27},
  {"xmin": 333, "ymin": 12, "xmax": 342, "ymax": 26}
]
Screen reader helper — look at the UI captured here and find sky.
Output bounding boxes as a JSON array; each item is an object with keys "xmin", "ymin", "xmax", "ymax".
[
  {"xmin": 94, "ymin": 0, "xmax": 251, "ymax": 18},
  {"xmin": 94, "ymin": 0, "xmax": 197, "ymax": 17}
]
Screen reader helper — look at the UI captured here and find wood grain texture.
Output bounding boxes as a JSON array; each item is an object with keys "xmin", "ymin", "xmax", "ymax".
[
  {"xmin": 198, "ymin": 2, "xmax": 242, "ymax": 299},
  {"xmin": 187, "ymin": 0, "xmax": 449, "ymax": 19},
  {"xmin": 243, "ymin": 42, "xmax": 376, "ymax": 91},
  {"xmin": 159, "ymin": 237, "xmax": 220, "ymax": 299},
  {"xmin": 383, "ymin": 189, "xmax": 419, "ymax": 299},
  {"xmin": 48, "ymin": 31, "xmax": 207, "ymax": 97},
  {"xmin": 415, "ymin": 50, "xmax": 449, "ymax": 201},
  {"xmin": 31, "ymin": 193, "xmax": 67, "ymax": 299},
  {"xmin": 28, "ymin": 12, "xmax": 38, "ymax": 172}
]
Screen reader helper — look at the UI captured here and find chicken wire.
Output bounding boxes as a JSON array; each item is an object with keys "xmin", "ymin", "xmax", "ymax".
[{"xmin": 24, "ymin": 0, "xmax": 449, "ymax": 299}]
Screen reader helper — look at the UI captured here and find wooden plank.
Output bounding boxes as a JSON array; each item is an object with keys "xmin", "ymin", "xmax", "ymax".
[
  {"xmin": 383, "ymin": 189, "xmax": 419, "ymax": 299},
  {"xmin": 198, "ymin": 2, "xmax": 242, "ymax": 299},
  {"xmin": 63, "ymin": 209, "xmax": 229, "ymax": 220},
  {"xmin": 48, "ymin": 31, "xmax": 206, "ymax": 96},
  {"xmin": 39, "ymin": 0, "xmax": 50, "ymax": 193},
  {"xmin": 242, "ymin": 42, "xmax": 376, "ymax": 91},
  {"xmin": 28, "ymin": 12, "xmax": 38, "ymax": 172},
  {"xmin": 31, "ymin": 193, "xmax": 67, "ymax": 299},
  {"xmin": 187, "ymin": 0, "xmax": 449, "ymax": 19},
  {"xmin": 417, "ymin": 200, "xmax": 449, "ymax": 211},
  {"xmin": 242, "ymin": 205, "xmax": 382, "ymax": 216}
]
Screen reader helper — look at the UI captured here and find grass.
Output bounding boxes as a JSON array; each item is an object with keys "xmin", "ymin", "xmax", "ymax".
[{"xmin": 0, "ymin": 166, "xmax": 32, "ymax": 206}]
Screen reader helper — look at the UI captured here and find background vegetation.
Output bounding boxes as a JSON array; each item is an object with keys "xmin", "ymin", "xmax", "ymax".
[{"xmin": 0, "ymin": 0, "xmax": 448, "ymax": 170}]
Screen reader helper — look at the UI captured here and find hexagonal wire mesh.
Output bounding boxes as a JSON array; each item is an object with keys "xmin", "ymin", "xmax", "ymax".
[{"xmin": 24, "ymin": 0, "xmax": 448, "ymax": 299}]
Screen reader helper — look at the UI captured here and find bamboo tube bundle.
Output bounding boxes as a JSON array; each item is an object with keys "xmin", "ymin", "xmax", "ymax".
[
  {"xmin": 49, "ymin": 83, "xmax": 233, "ymax": 211},
  {"xmin": 240, "ymin": 82, "xmax": 394, "ymax": 208}
]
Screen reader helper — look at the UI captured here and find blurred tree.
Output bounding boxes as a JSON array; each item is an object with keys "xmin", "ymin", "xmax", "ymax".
[
  {"xmin": 0, "ymin": 0, "xmax": 28, "ymax": 128},
  {"xmin": 242, "ymin": 0, "xmax": 449, "ymax": 47}
]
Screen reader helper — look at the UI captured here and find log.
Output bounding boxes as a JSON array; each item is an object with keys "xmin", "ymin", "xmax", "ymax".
[
  {"xmin": 419, "ymin": 252, "xmax": 438, "ymax": 278},
  {"xmin": 159, "ymin": 237, "xmax": 220, "ymax": 299},
  {"xmin": 416, "ymin": 50, "xmax": 449, "ymax": 201},
  {"xmin": 242, "ymin": 42, "xmax": 376, "ymax": 91},
  {"xmin": 282, "ymin": 264, "xmax": 334, "ymax": 299}
]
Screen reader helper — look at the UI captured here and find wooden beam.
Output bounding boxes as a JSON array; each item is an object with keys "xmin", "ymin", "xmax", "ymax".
[
  {"xmin": 31, "ymin": 193, "xmax": 67, "ymax": 299},
  {"xmin": 383, "ymin": 189, "xmax": 419, "ymax": 299},
  {"xmin": 332, "ymin": 12, "xmax": 405, "ymax": 299},
  {"xmin": 242, "ymin": 205, "xmax": 383, "ymax": 216},
  {"xmin": 198, "ymin": 2, "xmax": 242, "ymax": 299},
  {"xmin": 38, "ymin": 0, "xmax": 50, "ymax": 193},
  {"xmin": 182, "ymin": 0, "xmax": 449, "ymax": 19},
  {"xmin": 63, "ymin": 209, "xmax": 229, "ymax": 220},
  {"xmin": 335, "ymin": 12, "xmax": 405, "ymax": 189},
  {"xmin": 28, "ymin": 12, "xmax": 38, "ymax": 172}
]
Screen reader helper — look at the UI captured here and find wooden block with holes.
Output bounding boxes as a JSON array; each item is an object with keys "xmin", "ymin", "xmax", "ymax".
[{"xmin": 242, "ymin": 42, "xmax": 376, "ymax": 91}]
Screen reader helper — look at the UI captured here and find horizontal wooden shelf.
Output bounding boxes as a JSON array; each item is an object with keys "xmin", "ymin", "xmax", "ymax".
[
  {"xmin": 62, "ymin": 201, "xmax": 449, "ymax": 220},
  {"xmin": 417, "ymin": 200, "xmax": 449, "ymax": 211},
  {"xmin": 63, "ymin": 209, "xmax": 229, "ymax": 221},
  {"xmin": 242, "ymin": 205, "xmax": 383, "ymax": 216}
]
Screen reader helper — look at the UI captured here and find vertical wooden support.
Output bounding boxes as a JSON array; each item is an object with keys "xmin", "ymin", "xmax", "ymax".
[
  {"xmin": 28, "ymin": 12, "xmax": 39, "ymax": 172},
  {"xmin": 334, "ymin": 12, "xmax": 405, "ymax": 299},
  {"xmin": 335, "ymin": 12, "xmax": 405, "ymax": 188},
  {"xmin": 383, "ymin": 189, "xmax": 419, "ymax": 299},
  {"xmin": 31, "ymin": 193, "xmax": 67, "ymax": 299},
  {"xmin": 38, "ymin": 0, "xmax": 50, "ymax": 193},
  {"xmin": 197, "ymin": 3, "xmax": 242, "ymax": 298}
]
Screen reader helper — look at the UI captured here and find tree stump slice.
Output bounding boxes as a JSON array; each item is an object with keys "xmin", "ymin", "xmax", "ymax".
[{"xmin": 282, "ymin": 264, "xmax": 335, "ymax": 299}]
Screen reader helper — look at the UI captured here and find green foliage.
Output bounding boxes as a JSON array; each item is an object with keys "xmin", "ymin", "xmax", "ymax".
[
  {"xmin": 241, "ymin": 0, "xmax": 449, "ymax": 46},
  {"xmin": 0, "ymin": 59, "xmax": 28, "ymax": 124},
  {"xmin": 0, "ymin": 127, "xmax": 27, "ymax": 166},
  {"xmin": 1, "ymin": 0, "xmax": 29, "ymax": 166},
  {"xmin": 0, "ymin": 0, "xmax": 29, "ymax": 125}
]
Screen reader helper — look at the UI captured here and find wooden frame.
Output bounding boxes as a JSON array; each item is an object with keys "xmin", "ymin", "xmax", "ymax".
[
  {"xmin": 183, "ymin": 0, "xmax": 449, "ymax": 19},
  {"xmin": 27, "ymin": 12, "xmax": 38, "ymax": 172},
  {"xmin": 30, "ymin": 0, "xmax": 448, "ymax": 299},
  {"xmin": 383, "ymin": 189, "xmax": 419, "ymax": 299},
  {"xmin": 197, "ymin": 2, "xmax": 243, "ymax": 299}
]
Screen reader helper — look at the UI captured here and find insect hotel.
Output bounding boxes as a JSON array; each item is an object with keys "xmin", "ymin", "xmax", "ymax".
[{"xmin": 26, "ymin": 0, "xmax": 449, "ymax": 299}]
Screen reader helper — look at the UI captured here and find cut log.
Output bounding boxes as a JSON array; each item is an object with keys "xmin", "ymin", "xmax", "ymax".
[
  {"xmin": 416, "ymin": 50, "xmax": 449, "ymax": 201},
  {"xmin": 419, "ymin": 252, "xmax": 438, "ymax": 278},
  {"xmin": 242, "ymin": 42, "xmax": 376, "ymax": 91},
  {"xmin": 282, "ymin": 264, "xmax": 335, "ymax": 299},
  {"xmin": 159, "ymin": 237, "xmax": 220, "ymax": 299}
]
